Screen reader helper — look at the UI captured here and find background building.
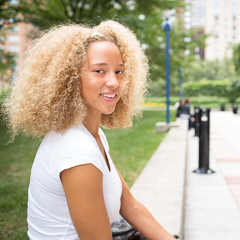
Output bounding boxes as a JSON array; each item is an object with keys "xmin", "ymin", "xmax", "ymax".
[
  {"xmin": 5, "ymin": 22, "xmax": 36, "ymax": 72},
  {"xmin": 184, "ymin": 0, "xmax": 240, "ymax": 60},
  {"xmin": 205, "ymin": 0, "xmax": 240, "ymax": 60},
  {"xmin": 4, "ymin": 0, "xmax": 240, "ymax": 65}
]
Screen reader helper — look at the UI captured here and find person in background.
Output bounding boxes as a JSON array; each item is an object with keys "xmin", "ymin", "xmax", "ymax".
[
  {"xmin": 5, "ymin": 20, "xmax": 176, "ymax": 240},
  {"xmin": 176, "ymin": 99, "xmax": 185, "ymax": 117},
  {"xmin": 176, "ymin": 98, "xmax": 193, "ymax": 129}
]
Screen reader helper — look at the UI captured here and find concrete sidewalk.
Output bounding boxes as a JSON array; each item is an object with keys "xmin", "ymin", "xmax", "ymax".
[
  {"xmin": 131, "ymin": 118, "xmax": 188, "ymax": 238},
  {"xmin": 184, "ymin": 111, "xmax": 240, "ymax": 240}
]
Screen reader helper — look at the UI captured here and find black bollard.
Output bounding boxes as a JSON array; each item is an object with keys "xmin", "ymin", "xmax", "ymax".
[
  {"xmin": 193, "ymin": 108, "xmax": 215, "ymax": 174},
  {"xmin": 232, "ymin": 104, "xmax": 238, "ymax": 114},
  {"xmin": 220, "ymin": 104, "xmax": 225, "ymax": 111},
  {"xmin": 194, "ymin": 106, "xmax": 200, "ymax": 137}
]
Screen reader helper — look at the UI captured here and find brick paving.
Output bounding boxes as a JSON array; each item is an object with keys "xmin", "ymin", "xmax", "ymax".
[
  {"xmin": 184, "ymin": 111, "xmax": 240, "ymax": 240},
  {"xmin": 210, "ymin": 111, "xmax": 240, "ymax": 209}
]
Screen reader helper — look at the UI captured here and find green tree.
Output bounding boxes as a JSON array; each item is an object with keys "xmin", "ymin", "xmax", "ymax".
[
  {"xmin": 16, "ymin": 0, "xmax": 207, "ymax": 96},
  {"xmin": 18, "ymin": 0, "xmax": 183, "ymax": 29},
  {"xmin": 233, "ymin": 42, "xmax": 240, "ymax": 76},
  {"xmin": 0, "ymin": 0, "xmax": 19, "ymax": 80},
  {"xmin": 228, "ymin": 76, "xmax": 240, "ymax": 104},
  {"xmin": 147, "ymin": 19, "xmax": 208, "ymax": 96},
  {"xmin": 181, "ymin": 58, "xmax": 235, "ymax": 83}
]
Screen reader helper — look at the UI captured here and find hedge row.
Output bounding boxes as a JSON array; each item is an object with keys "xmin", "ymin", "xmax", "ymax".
[{"xmin": 183, "ymin": 79, "xmax": 230, "ymax": 97}]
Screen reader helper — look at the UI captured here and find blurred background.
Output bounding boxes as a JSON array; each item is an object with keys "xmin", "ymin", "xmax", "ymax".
[
  {"xmin": 1, "ymin": 1, "xmax": 240, "ymax": 239},
  {"xmin": 1, "ymin": 0, "xmax": 240, "ymax": 108}
]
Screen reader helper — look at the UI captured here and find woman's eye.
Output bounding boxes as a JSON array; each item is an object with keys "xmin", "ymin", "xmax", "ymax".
[
  {"xmin": 96, "ymin": 70, "xmax": 104, "ymax": 73},
  {"xmin": 116, "ymin": 70, "xmax": 124, "ymax": 74}
]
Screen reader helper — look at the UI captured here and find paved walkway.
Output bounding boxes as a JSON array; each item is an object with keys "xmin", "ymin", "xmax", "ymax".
[
  {"xmin": 184, "ymin": 111, "xmax": 240, "ymax": 240},
  {"xmin": 131, "ymin": 118, "xmax": 188, "ymax": 238}
]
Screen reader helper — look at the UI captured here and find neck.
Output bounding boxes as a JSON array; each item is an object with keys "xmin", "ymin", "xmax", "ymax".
[{"xmin": 83, "ymin": 110, "xmax": 102, "ymax": 139}]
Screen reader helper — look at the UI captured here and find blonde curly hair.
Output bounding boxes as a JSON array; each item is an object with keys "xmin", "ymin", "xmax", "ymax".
[{"xmin": 5, "ymin": 20, "xmax": 149, "ymax": 138}]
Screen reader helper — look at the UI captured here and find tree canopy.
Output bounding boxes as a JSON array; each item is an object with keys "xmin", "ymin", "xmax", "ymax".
[
  {"xmin": 18, "ymin": 0, "xmax": 183, "ymax": 28},
  {"xmin": 181, "ymin": 58, "xmax": 235, "ymax": 83},
  {"xmin": 233, "ymin": 42, "xmax": 240, "ymax": 76},
  {"xmin": 1, "ymin": 0, "xmax": 208, "ymax": 96}
]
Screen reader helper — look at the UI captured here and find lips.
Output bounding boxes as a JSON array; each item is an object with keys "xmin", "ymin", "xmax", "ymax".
[{"xmin": 100, "ymin": 93, "xmax": 117, "ymax": 102}]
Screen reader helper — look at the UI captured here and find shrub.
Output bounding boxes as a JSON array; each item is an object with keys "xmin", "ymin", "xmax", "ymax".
[
  {"xmin": 228, "ymin": 76, "xmax": 240, "ymax": 103},
  {"xmin": 183, "ymin": 79, "xmax": 230, "ymax": 97},
  {"xmin": 233, "ymin": 43, "xmax": 240, "ymax": 76}
]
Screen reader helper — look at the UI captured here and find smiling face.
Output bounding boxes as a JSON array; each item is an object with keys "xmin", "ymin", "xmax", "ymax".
[{"xmin": 80, "ymin": 41, "xmax": 125, "ymax": 118}]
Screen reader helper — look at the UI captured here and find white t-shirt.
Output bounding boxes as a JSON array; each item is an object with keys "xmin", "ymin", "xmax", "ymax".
[{"xmin": 27, "ymin": 124, "xmax": 122, "ymax": 240}]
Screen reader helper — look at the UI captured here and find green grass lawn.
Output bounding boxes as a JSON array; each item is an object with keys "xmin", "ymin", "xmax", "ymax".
[
  {"xmin": 0, "ymin": 110, "xmax": 175, "ymax": 239},
  {"xmin": 105, "ymin": 110, "xmax": 176, "ymax": 186},
  {"xmin": 146, "ymin": 96, "xmax": 240, "ymax": 109}
]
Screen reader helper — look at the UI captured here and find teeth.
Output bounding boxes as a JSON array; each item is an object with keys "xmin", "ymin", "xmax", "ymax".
[{"xmin": 101, "ymin": 94, "xmax": 116, "ymax": 98}]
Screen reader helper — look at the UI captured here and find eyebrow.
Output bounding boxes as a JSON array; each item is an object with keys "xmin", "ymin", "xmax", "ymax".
[{"xmin": 91, "ymin": 63, "xmax": 124, "ymax": 67}]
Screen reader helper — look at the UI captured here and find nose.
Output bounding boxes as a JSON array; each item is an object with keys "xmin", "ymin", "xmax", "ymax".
[{"xmin": 106, "ymin": 72, "xmax": 120, "ymax": 89}]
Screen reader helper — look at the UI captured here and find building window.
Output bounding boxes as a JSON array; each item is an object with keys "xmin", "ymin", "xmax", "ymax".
[
  {"xmin": 214, "ymin": 6, "xmax": 219, "ymax": 13},
  {"xmin": 10, "ymin": 26, "xmax": 19, "ymax": 32},
  {"xmin": 215, "ymin": 16, "xmax": 219, "ymax": 20},
  {"xmin": 232, "ymin": 7, "xmax": 236, "ymax": 13},
  {"xmin": 215, "ymin": 34, "xmax": 219, "ymax": 38},
  {"xmin": 9, "ymin": 45, "xmax": 19, "ymax": 52},
  {"xmin": 9, "ymin": 0, "xmax": 19, "ymax": 4},
  {"xmin": 233, "ymin": 33, "xmax": 236, "ymax": 39},
  {"xmin": 9, "ymin": 35, "xmax": 19, "ymax": 43},
  {"xmin": 233, "ymin": 16, "xmax": 236, "ymax": 21}
]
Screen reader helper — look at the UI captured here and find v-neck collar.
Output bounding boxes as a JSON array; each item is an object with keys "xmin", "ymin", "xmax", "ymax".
[{"xmin": 80, "ymin": 123, "xmax": 111, "ymax": 172}]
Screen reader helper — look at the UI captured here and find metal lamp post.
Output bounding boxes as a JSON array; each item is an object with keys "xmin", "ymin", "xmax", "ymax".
[
  {"xmin": 178, "ymin": 67, "xmax": 183, "ymax": 101},
  {"xmin": 163, "ymin": 17, "xmax": 171, "ymax": 124}
]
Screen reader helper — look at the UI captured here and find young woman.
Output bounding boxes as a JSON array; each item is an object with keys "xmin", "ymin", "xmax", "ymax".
[{"xmin": 6, "ymin": 20, "xmax": 176, "ymax": 240}]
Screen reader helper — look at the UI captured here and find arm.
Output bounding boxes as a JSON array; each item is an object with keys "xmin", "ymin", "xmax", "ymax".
[
  {"xmin": 117, "ymin": 170, "xmax": 176, "ymax": 240},
  {"xmin": 60, "ymin": 164, "xmax": 113, "ymax": 240}
]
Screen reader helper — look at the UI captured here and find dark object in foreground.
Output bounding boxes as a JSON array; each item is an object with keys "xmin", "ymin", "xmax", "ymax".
[
  {"xmin": 220, "ymin": 104, "xmax": 225, "ymax": 111},
  {"xmin": 232, "ymin": 104, "xmax": 238, "ymax": 114},
  {"xmin": 194, "ymin": 106, "xmax": 200, "ymax": 137},
  {"xmin": 111, "ymin": 215, "xmax": 180, "ymax": 239},
  {"xmin": 193, "ymin": 108, "xmax": 215, "ymax": 174}
]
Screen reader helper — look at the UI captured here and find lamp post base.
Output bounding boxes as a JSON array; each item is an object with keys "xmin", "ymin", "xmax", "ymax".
[{"xmin": 193, "ymin": 168, "xmax": 215, "ymax": 174}]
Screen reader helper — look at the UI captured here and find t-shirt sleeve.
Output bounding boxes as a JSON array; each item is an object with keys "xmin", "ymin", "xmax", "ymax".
[{"xmin": 49, "ymin": 133, "xmax": 104, "ymax": 181}]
